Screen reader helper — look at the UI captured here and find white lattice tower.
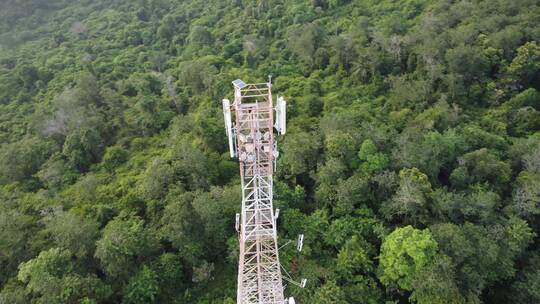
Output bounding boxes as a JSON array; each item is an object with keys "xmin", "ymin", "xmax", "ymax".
[{"xmin": 223, "ymin": 79, "xmax": 285, "ymax": 304}]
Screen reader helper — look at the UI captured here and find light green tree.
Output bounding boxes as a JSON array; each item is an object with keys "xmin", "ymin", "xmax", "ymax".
[
  {"xmin": 507, "ymin": 41, "xmax": 540, "ymax": 86},
  {"xmin": 378, "ymin": 225, "xmax": 438, "ymax": 290},
  {"xmin": 358, "ymin": 139, "xmax": 389, "ymax": 174}
]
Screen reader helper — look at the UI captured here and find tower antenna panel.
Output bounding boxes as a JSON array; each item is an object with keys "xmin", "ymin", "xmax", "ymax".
[
  {"xmin": 275, "ymin": 96, "xmax": 287, "ymax": 135},
  {"xmin": 222, "ymin": 99, "xmax": 235, "ymax": 158},
  {"xmin": 279, "ymin": 96, "xmax": 286, "ymax": 135},
  {"xmin": 297, "ymin": 234, "xmax": 304, "ymax": 252}
]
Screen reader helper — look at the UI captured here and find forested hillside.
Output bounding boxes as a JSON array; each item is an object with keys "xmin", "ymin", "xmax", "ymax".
[{"xmin": 0, "ymin": 0, "xmax": 539, "ymax": 303}]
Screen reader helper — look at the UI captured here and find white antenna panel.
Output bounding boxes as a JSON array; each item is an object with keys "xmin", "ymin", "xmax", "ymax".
[
  {"xmin": 289, "ymin": 298, "xmax": 296, "ymax": 304},
  {"xmin": 235, "ymin": 213, "xmax": 240, "ymax": 232},
  {"xmin": 297, "ymin": 234, "xmax": 304, "ymax": 252},
  {"xmin": 222, "ymin": 99, "xmax": 235, "ymax": 158},
  {"xmin": 275, "ymin": 208, "xmax": 280, "ymax": 220},
  {"xmin": 275, "ymin": 96, "xmax": 287, "ymax": 135},
  {"xmin": 300, "ymin": 279, "xmax": 307, "ymax": 288},
  {"xmin": 279, "ymin": 97, "xmax": 286, "ymax": 135}
]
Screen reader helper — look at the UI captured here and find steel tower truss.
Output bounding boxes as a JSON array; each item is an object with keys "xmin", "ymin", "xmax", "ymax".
[{"xmin": 224, "ymin": 80, "xmax": 285, "ymax": 304}]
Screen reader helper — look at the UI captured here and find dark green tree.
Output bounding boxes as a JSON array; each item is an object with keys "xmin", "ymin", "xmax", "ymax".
[{"xmin": 95, "ymin": 214, "xmax": 156, "ymax": 279}]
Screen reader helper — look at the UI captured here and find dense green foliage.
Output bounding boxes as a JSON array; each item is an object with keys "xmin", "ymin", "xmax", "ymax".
[{"xmin": 0, "ymin": 0, "xmax": 539, "ymax": 303}]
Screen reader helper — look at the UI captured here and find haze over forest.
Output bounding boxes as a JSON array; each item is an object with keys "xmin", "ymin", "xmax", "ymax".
[{"xmin": 0, "ymin": 0, "xmax": 539, "ymax": 303}]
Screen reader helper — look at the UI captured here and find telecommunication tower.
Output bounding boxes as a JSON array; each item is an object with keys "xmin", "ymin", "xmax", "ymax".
[{"xmin": 222, "ymin": 78, "xmax": 300, "ymax": 304}]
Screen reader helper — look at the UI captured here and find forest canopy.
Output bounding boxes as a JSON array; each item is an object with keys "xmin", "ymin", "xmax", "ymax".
[{"xmin": 0, "ymin": 0, "xmax": 539, "ymax": 303}]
